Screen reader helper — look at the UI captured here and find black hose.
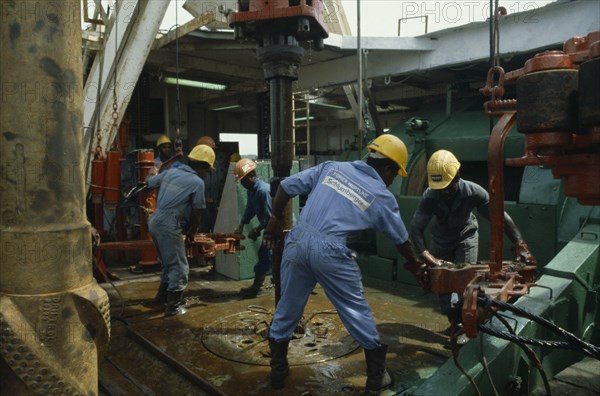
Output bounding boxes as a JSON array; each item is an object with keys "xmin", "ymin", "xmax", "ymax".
[
  {"xmin": 479, "ymin": 324, "xmax": 599, "ymax": 360},
  {"xmin": 480, "ymin": 297, "xmax": 600, "ymax": 359}
]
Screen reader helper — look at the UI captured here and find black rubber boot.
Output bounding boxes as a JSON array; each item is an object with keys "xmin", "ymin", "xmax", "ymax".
[
  {"xmin": 269, "ymin": 338, "xmax": 290, "ymax": 389},
  {"xmin": 153, "ymin": 282, "xmax": 168, "ymax": 304},
  {"xmin": 240, "ymin": 274, "xmax": 266, "ymax": 297},
  {"xmin": 364, "ymin": 344, "xmax": 393, "ymax": 395},
  {"xmin": 164, "ymin": 291, "xmax": 187, "ymax": 316}
]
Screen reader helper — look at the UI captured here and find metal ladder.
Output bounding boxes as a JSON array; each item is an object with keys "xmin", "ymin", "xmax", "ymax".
[{"xmin": 292, "ymin": 91, "xmax": 311, "ymax": 160}]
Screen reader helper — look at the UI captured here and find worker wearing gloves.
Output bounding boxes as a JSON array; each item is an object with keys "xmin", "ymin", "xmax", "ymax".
[
  {"xmin": 147, "ymin": 144, "xmax": 215, "ymax": 316},
  {"xmin": 262, "ymin": 134, "xmax": 423, "ymax": 394},
  {"xmin": 410, "ymin": 150, "xmax": 536, "ymax": 331},
  {"xmin": 233, "ymin": 159, "xmax": 273, "ymax": 297}
]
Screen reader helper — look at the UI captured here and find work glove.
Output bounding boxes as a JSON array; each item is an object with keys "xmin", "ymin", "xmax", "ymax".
[
  {"xmin": 404, "ymin": 260, "xmax": 429, "ymax": 290},
  {"xmin": 511, "ymin": 240, "xmax": 536, "ymax": 264},
  {"xmin": 233, "ymin": 223, "xmax": 244, "ymax": 235},
  {"xmin": 248, "ymin": 227, "xmax": 261, "ymax": 241},
  {"xmin": 421, "ymin": 250, "xmax": 443, "ymax": 268},
  {"xmin": 91, "ymin": 227, "xmax": 101, "ymax": 247},
  {"xmin": 262, "ymin": 216, "xmax": 283, "ymax": 250}
]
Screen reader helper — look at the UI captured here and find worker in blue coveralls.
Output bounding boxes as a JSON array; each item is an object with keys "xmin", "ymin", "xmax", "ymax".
[
  {"xmin": 233, "ymin": 158, "xmax": 273, "ymax": 297},
  {"xmin": 147, "ymin": 144, "xmax": 215, "ymax": 316},
  {"xmin": 262, "ymin": 134, "xmax": 425, "ymax": 395},
  {"xmin": 411, "ymin": 150, "xmax": 536, "ymax": 337}
]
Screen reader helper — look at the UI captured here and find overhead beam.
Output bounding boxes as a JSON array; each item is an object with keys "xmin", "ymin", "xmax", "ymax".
[
  {"xmin": 153, "ymin": 11, "xmax": 217, "ymax": 50},
  {"xmin": 326, "ymin": 34, "xmax": 437, "ymax": 51},
  {"xmin": 163, "ymin": 38, "xmax": 256, "ymax": 52},
  {"xmin": 147, "ymin": 51, "xmax": 263, "ymax": 81},
  {"xmin": 298, "ymin": 0, "xmax": 600, "ymax": 90}
]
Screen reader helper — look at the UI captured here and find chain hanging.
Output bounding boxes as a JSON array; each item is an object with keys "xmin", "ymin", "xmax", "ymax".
[
  {"xmin": 173, "ymin": 0, "xmax": 184, "ymax": 155},
  {"xmin": 110, "ymin": 0, "xmax": 120, "ymax": 152},
  {"xmin": 493, "ymin": 0, "xmax": 502, "ymax": 67}
]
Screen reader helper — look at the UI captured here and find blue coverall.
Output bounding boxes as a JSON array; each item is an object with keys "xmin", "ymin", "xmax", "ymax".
[
  {"xmin": 154, "ymin": 155, "xmax": 183, "ymax": 169},
  {"xmin": 240, "ymin": 178, "xmax": 273, "ymax": 276},
  {"xmin": 147, "ymin": 165, "xmax": 205, "ymax": 292},
  {"xmin": 269, "ymin": 161, "xmax": 409, "ymax": 350}
]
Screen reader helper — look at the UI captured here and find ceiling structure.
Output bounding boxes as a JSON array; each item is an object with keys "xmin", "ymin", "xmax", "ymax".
[{"xmin": 141, "ymin": 0, "xmax": 598, "ymax": 125}]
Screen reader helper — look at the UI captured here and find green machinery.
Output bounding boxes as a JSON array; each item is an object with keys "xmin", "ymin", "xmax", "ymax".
[
  {"xmin": 350, "ymin": 96, "xmax": 599, "ymax": 395},
  {"xmin": 215, "ymin": 161, "xmax": 300, "ymax": 280}
]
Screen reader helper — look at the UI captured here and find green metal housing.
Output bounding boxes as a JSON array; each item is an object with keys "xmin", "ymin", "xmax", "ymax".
[{"xmin": 346, "ymin": 96, "xmax": 600, "ymax": 395}]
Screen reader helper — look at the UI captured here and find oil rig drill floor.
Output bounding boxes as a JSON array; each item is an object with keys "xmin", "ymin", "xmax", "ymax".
[{"xmin": 97, "ymin": 264, "xmax": 452, "ymax": 395}]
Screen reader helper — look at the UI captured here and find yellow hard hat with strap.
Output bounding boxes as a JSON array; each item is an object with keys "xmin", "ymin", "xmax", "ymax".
[
  {"xmin": 367, "ymin": 134, "xmax": 408, "ymax": 176},
  {"xmin": 427, "ymin": 150, "xmax": 461, "ymax": 189}
]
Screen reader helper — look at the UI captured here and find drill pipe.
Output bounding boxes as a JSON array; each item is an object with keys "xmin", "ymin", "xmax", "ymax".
[{"xmin": 257, "ymin": 35, "xmax": 304, "ymax": 304}]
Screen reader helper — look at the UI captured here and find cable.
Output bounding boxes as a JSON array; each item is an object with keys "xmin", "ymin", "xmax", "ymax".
[
  {"xmin": 92, "ymin": 254, "xmax": 126, "ymax": 318},
  {"xmin": 479, "ymin": 324, "xmax": 599, "ymax": 360},
  {"xmin": 483, "ymin": 298, "xmax": 600, "ymax": 359},
  {"xmin": 448, "ymin": 317, "xmax": 481, "ymax": 396},
  {"xmin": 453, "ymin": 349, "xmax": 482, "ymax": 396},
  {"xmin": 175, "ymin": 1, "xmax": 181, "ymax": 130},
  {"xmin": 491, "ymin": 313, "xmax": 551, "ymax": 395},
  {"xmin": 173, "ymin": 1, "xmax": 183, "ymax": 154},
  {"xmin": 479, "ymin": 333, "xmax": 500, "ymax": 396},
  {"xmin": 493, "ymin": 0, "xmax": 501, "ymax": 67}
]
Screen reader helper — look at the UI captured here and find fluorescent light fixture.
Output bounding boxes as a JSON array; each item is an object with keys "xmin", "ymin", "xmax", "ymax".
[
  {"xmin": 308, "ymin": 99, "xmax": 347, "ymax": 110},
  {"xmin": 163, "ymin": 76, "xmax": 227, "ymax": 91},
  {"xmin": 294, "ymin": 116, "xmax": 315, "ymax": 122},
  {"xmin": 211, "ymin": 104, "xmax": 242, "ymax": 111}
]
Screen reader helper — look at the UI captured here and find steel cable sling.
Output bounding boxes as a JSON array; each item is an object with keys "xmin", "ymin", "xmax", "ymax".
[{"xmin": 477, "ymin": 296, "xmax": 600, "ymax": 360}]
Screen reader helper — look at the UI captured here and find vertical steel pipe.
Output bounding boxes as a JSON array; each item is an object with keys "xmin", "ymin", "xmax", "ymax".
[
  {"xmin": 269, "ymin": 77, "xmax": 294, "ymax": 179},
  {"xmin": 268, "ymin": 76, "xmax": 294, "ymax": 304},
  {"xmin": 257, "ymin": 34, "xmax": 305, "ymax": 305},
  {"xmin": 0, "ymin": 2, "xmax": 110, "ymax": 394}
]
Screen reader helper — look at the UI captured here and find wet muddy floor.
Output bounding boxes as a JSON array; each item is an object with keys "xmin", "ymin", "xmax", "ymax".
[{"xmin": 98, "ymin": 264, "xmax": 452, "ymax": 395}]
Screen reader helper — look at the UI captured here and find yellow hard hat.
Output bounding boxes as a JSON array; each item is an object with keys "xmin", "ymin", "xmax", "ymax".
[
  {"xmin": 234, "ymin": 158, "xmax": 257, "ymax": 182},
  {"xmin": 188, "ymin": 144, "xmax": 215, "ymax": 167},
  {"xmin": 427, "ymin": 150, "xmax": 461, "ymax": 189},
  {"xmin": 156, "ymin": 135, "xmax": 172, "ymax": 148},
  {"xmin": 367, "ymin": 134, "xmax": 408, "ymax": 177},
  {"xmin": 229, "ymin": 152, "xmax": 241, "ymax": 163},
  {"xmin": 196, "ymin": 135, "xmax": 217, "ymax": 149}
]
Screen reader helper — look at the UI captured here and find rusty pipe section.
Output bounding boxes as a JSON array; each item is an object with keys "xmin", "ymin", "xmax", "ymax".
[
  {"xmin": 136, "ymin": 150, "xmax": 159, "ymax": 266},
  {"xmin": 0, "ymin": 2, "xmax": 110, "ymax": 394},
  {"xmin": 480, "ymin": 66, "xmax": 518, "ymax": 277},
  {"xmin": 487, "ymin": 112, "xmax": 517, "ymax": 276}
]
